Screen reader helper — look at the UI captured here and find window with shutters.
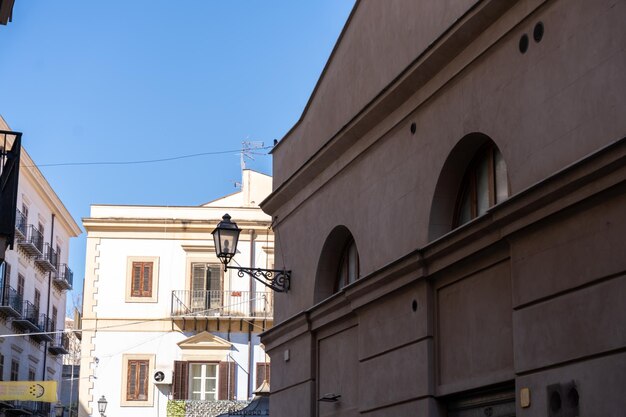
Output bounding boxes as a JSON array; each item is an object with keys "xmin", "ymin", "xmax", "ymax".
[
  {"xmin": 127, "ymin": 360, "xmax": 149, "ymax": 401},
  {"xmin": 121, "ymin": 354, "xmax": 155, "ymax": 406},
  {"xmin": 255, "ymin": 362, "xmax": 270, "ymax": 390},
  {"xmin": 125, "ymin": 257, "xmax": 159, "ymax": 303},
  {"xmin": 190, "ymin": 263, "xmax": 222, "ymax": 314},
  {"xmin": 131, "ymin": 262, "xmax": 152, "ymax": 297},
  {"xmin": 51, "ymin": 306, "xmax": 58, "ymax": 333},
  {"xmin": 10, "ymin": 360, "xmax": 19, "ymax": 381},
  {"xmin": 17, "ymin": 273, "xmax": 25, "ymax": 297},
  {"xmin": 172, "ymin": 360, "xmax": 236, "ymax": 401}
]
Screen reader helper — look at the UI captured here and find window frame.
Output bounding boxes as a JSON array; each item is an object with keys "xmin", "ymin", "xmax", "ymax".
[
  {"xmin": 10, "ymin": 359, "xmax": 19, "ymax": 381},
  {"xmin": 453, "ymin": 144, "xmax": 509, "ymax": 227},
  {"xmin": 335, "ymin": 238, "xmax": 360, "ymax": 291},
  {"xmin": 125, "ymin": 257, "xmax": 159, "ymax": 303},
  {"xmin": 188, "ymin": 362, "xmax": 219, "ymax": 401},
  {"xmin": 120, "ymin": 354, "xmax": 155, "ymax": 407}
]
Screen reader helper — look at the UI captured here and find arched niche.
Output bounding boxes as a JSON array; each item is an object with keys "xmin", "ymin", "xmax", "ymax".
[
  {"xmin": 314, "ymin": 225, "xmax": 358, "ymax": 303},
  {"xmin": 428, "ymin": 133, "xmax": 508, "ymax": 241}
]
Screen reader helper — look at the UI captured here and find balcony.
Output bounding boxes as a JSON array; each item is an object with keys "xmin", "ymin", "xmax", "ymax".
[
  {"xmin": 171, "ymin": 290, "xmax": 273, "ymax": 318},
  {"xmin": 16, "ymin": 225, "xmax": 44, "ymax": 258},
  {"xmin": 49, "ymin": 332, "xmax": 70, "ymax": 355},
  {"xmin": 35, "ymin": 243, "xmax": 58, "ymax": 273},
  {"xmin": 12, "ymin": 300, "xmax": 40, "ymax": 332},
  {"xmin": 13, "ymin": 209, "xmax": 27, "ymax": 240},
  {"xmin": 30, "ymin": 314, "xmax": 53, "ymax": 343},
  {"xmin": 0, "ymin": 286, "xmax": 23, "ymax": 318},
  {"xmin": 53, "ymin": 263, "xmax": 73, "ymax": 291}
]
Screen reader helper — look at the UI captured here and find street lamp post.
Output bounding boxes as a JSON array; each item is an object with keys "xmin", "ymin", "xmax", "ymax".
[{"xmin": 212, "ymin": 214, "xmax": 291, "ymax": 292}]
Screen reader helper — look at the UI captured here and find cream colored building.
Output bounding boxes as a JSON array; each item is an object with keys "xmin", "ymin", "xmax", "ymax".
[
  {"xmin": 0, "ymin": 116, "xmax": 81, "ymax": 416},
  {"xmin": 79, "ymin": 170, "xmax": 274, "ymax": 417}
]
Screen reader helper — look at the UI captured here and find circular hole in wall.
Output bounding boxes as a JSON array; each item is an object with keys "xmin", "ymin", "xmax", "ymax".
[
  {"xmin": 533, "ymin": 22, "xmax": 544, "ymax": 43},
  {"xmin": 412, "ymin": 300, "xmax": 418, "ymax": 311},
  {"xmin": 519, "ymin": 34, "xmax": 529, "ymax": 53},
  {"xmin": 410, "ymin": 122, "xmax": 417, "ymax": 134}
]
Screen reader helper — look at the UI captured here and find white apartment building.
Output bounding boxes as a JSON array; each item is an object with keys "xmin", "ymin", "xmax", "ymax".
[
  {"xmin": 0, "ymin": 116, "xmax": 81, "ymax": 416},
  {"xmin": 79, "ymin": 170, "xmax": 274, "ymax": 417}
]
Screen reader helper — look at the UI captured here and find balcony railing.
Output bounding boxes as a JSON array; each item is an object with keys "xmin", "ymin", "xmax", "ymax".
[
  {"xmin": 17, "ymin": 224, "xmax": 44, "ymax": 257},
  {"xmin": 171, "ymin": 290, "xmax": 273, "ymax": 318},
  {"xmin": 49, "ymin": 332, "xmax": 70, "ymax": 355},
  {"xmin": 13, "ymin": 300, "xmax": 40, "ymax": 332},
  {"xmin": 0, "ymin": 286, "xmax": 23, "ymax": 318},
  {"xmin": 14, "ymin": 208, "xmax": 27, "ymax": 239},
  {"xmin": 35, "ymin": 243, "xmax": 58, "ymax": 272},
  {"xmin": 31, "ymin": 314, "xmax": 53, "ymax": 343},
  {"xmin": 53, "ymin": 264, "xmax": 73, "ymax": 290}
]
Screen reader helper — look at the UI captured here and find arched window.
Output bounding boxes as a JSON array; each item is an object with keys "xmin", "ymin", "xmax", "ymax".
[
  {"xmin": 454, "ymin": 144, "xmax": 509, "ymax": 226},
  {"xmin": 335, "ymin": 238, "xmax": 359, "ymax": 291}
]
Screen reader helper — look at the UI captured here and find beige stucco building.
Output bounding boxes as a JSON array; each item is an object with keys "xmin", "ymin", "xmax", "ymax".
[
  {"xmin": 0, "ymin": 116, "xmax": 81, "ymax": 416},
  {"xmin": 261, "ymin": 1, "xmax": 626, "ymax": 416},
  {"xmin": 79, "ymin": 170, "xmax": 274, "ymax": 417}
]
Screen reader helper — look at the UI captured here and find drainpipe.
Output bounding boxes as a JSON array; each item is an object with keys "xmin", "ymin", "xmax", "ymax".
[
  {"xmin": 42, "ymin": 213, "xmax": 55, "ymax": 380},
  {"xmin": 247, "ymin": 229, "xmax": 255, "ymax": 398}
]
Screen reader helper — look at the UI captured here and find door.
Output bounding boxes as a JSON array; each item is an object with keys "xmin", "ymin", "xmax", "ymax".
[{"xmin": 191, "ymin": 263, "xmax": 221, "ymax": 314}]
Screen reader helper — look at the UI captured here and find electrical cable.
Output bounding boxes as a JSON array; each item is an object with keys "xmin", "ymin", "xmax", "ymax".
[{"xmin": 22, "ymin": 145, "xmax": 273, "ymax": 168}]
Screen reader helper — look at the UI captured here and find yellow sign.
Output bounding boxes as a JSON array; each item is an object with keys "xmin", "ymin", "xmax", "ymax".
[{"xmin": 0, "ymin": 381, "xmax": 58, "ymax": 402}]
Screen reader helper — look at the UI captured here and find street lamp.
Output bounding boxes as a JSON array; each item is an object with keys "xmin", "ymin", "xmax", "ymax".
[
  {"xmin": 212, "ymin": 214, "xmax": 291, "ymax": 292},
  {"xmin": 97, "ymin": 395, "xmax": 107, "ymax": 417},
  {"xmin": 54, "ymin": 402, "xmax": 65, "ymax": 417}
]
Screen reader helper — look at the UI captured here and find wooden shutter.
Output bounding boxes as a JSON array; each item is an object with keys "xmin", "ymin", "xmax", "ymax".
[
  {"xmin": 131, "ymin": 262, "xmax": 153, "ymax": 297},
  {"xmin": 255, "ymin": 362, "xmax": 270, "ymax": 391},
  {"xmin": 218, "ymin": 362, "xmax": 236, "ymax": 400},
  {"xmin": 127, "ymin": 360, "xmax": 149, "ymax": 400},
  {"xmin": 172, "ymin": 361, "xmax": 188, "ymax": 400}
]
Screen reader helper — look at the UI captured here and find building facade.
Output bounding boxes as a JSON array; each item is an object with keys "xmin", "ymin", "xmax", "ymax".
[
  {"xmin": 0, "ymin": 117, "xmax": 81, "ymax": 416},
  {"xmin": 78, "ymin": 170, "xmax": 274, "ymax": 417},
  {"xmin": 261, "ymin": 1, "xmax": 626, "ymax": 416}
]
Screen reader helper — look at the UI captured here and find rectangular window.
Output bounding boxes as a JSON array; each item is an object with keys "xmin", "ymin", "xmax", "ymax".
[
  {"xmin": 28, "ymin": 368, "xmax": 36, "ymax": 381},
  {"xmin": 10, "ymin": 360, "xmax": 19, "ymax": 381},
  {"xmin": 22, "ymin": 203, "xmax": 29, "ymax": 223},
  {"xmin": 0, "ymin": 354, "xmax": 4, "ymax": 381},
  {"xmin": 255, "ymin": 362, "xmax": 270, "ymax": 390},
  {"xmin": 17, "ymin": 274, "xmax": 25, "ymax": 297},
  {"xmin": 52, "ymin": 306, "xmax": 58, "ymax": 333},
  {"xmin": 189, "ymin": 363, "xmax": 218, "ymax": 401},
  {"xmin": 131, "ymin": 262, "xmax": 153, "ymax": 297},
  {"xmin": 126, "ymin": 360, "xmax": 149, "ymax": 401},
  {"xmin": 34, "ymin": 289, "xmax": 41, "ymax": 313},
  {"xmin": 190, "ymin": 263, "xmax": 222, "ymax": 313}
]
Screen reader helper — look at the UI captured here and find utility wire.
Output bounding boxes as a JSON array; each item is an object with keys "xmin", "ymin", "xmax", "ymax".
[{"xmin": 22, "ymin": 146, "xmax": 273, "ymax": 168}]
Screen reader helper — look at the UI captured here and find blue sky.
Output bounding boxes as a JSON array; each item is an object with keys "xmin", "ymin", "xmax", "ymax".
[{"xmin": 0, "ymin": 1, "xmax": 355, "ymax": 315}]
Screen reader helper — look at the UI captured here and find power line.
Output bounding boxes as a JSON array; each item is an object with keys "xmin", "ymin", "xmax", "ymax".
[{"xmin": 22, "ymin": 146, "xmax": 273, "ymax": 168}]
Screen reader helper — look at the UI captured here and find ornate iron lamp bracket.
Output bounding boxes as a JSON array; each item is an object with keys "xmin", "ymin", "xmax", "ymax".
[{"xmin": 228, "ymin": 266, "xmax": 290, "ymax": 293}]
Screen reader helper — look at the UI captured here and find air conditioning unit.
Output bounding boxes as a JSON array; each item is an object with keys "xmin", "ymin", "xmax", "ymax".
[{"xmin": 153, "ymin": 369, "xmax": 173, "ymax": 385}]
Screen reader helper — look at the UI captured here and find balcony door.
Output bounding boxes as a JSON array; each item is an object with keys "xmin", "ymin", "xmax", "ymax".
[{"xmin": 191, "ymin": 263, "xmax": 221, "ymax": 314}]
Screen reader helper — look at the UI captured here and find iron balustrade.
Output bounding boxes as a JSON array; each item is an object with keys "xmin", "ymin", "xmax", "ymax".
[
  {"xmin": 14, "ymin": 208, "xmax": 27, "ymax": 238},
  {"xmin": 36, "ymin": 243, "xmax": 58, "ymax": 272},
  {"xmin": 171, "ymin": 290, "xmax": 273, "ymax": 318},
  {"xmin": 49, "ymin": 332, "xmax": 70, "ymax": 355},
  {"xmin": 54, "ymin": 263, "xmax": 74, "ymax": 290},
  {"xmin": 14, "ymin": 300, "xmax": 40, "ymax": 331},
  {"xmin": 0, "ymin": 286, "xmax": 23, "ymax": 317},
  {"xmin": 17, "ymin": 224, "xmax": 44, "ymax": 257}
]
